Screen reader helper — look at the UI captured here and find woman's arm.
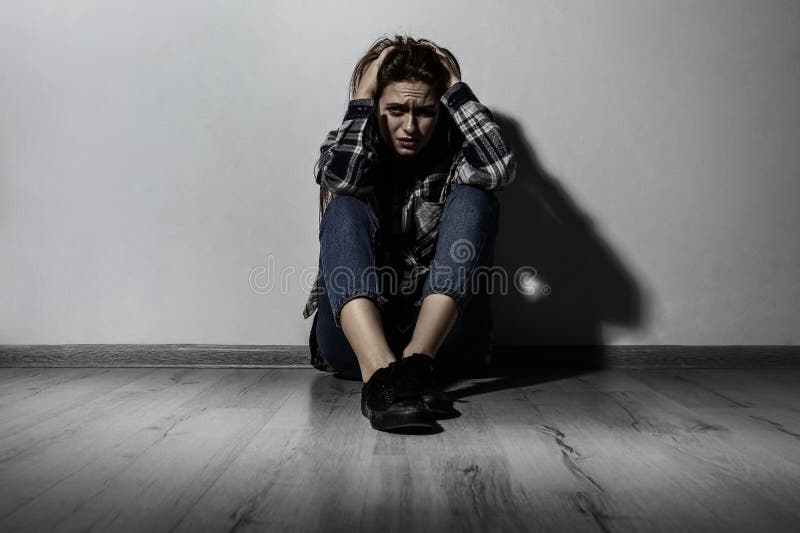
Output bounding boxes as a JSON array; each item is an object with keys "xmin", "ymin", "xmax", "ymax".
[
  {"xmin": 314, "ymin": 99, "xmax": 378, "ymax": 197},
  {"xmin": 315, "ymin": 46, "xmax": 395, "ymax": 197},
  {"xmin": 441, "ymin": 81, "xmax": 517, "ymax": 191}
]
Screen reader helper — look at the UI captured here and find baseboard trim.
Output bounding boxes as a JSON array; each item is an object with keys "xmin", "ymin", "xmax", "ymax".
[
  {"xmin": 0, "ymin": 345, "xmax": 310, "ymax": 368},
  {"xmin": 0, "ymin": 344, "xmax": 798, "ymax": 369}
]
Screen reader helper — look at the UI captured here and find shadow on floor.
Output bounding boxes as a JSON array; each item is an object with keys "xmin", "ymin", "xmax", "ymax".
[{"xmin": 442, "ymin": 345, "xmax": 605, "ymax": 400}]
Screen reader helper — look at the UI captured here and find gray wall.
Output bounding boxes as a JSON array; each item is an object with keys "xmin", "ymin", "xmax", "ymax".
[{"xmin": 1, "ymin": 1, "xmax": 798, "ymax": 345}]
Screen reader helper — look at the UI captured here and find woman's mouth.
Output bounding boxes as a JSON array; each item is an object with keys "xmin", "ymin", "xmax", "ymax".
[{"xmin": 398, "ymin": 138, "xmax": 418, "ymax": 149}]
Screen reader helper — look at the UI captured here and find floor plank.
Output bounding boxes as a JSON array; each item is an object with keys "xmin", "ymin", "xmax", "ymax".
[{"xmin": 1, "ymin": 368, "xmax": 799, "ymax": 532}]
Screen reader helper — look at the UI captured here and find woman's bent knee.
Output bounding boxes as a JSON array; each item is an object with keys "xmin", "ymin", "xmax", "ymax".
[
  {"xmin": 446, "ymin": 184, "xmax": 499, "ymax": 228},
  {"xmin": 320, "ymin": 195, "xmax": 379, "ymax": 237}
]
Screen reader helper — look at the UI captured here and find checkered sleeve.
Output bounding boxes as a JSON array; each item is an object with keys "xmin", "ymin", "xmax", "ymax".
[
  {"xmin": 314, "ymin": 98, "xmax": 379, "ymax": 196},
  {"xmin": 442, "ymin": 82, "xmax": 517, "ymax": 191}
]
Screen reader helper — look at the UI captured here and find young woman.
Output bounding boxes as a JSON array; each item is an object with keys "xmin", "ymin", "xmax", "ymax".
[{"xmin": 302, "ymin": 35, "xmax": 516, "ymax": 432}]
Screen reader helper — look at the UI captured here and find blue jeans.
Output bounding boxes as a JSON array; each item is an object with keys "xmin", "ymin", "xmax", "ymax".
[{"xmin": 316, "ymin": 183, "xmax": 499, "ymax": 380}]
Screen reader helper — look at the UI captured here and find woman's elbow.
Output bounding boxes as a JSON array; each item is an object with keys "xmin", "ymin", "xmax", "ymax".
[
  {"xmin": 499, "ymin": 152, "xmax": 517, "ymax": 189},
  {"xmin": 485, "ymin": 152, "xmax": 518, "ymax": 191},
  {"xmin": 319, "ymin": 174, "xmax": 351, "ymax": 195},
  {"xmin": 319, "ymin": 170, "xmax": 370, "ymax": 197}
]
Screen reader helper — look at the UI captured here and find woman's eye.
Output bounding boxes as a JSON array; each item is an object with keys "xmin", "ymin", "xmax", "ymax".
[{"xmin": 386, "ymin": 109, "xmax": 434, "ymax": 117}]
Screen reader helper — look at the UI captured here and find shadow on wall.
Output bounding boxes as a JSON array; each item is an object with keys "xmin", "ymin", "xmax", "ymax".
[{"xmin": 491, "ymin": 112, "xmax": 646, "ymax": 352}]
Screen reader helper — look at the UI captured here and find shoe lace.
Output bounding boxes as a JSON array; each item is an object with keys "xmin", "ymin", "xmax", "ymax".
[
  {"xmin": 397, "ymin": 356, "xmax": 437, "ymax": 389},
  {"xmin": 380, "ymin": 360, "xmax": 425, "ymax": 400}
]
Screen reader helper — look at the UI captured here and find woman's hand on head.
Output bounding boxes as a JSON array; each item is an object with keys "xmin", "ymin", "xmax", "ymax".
[
  {"xmin": 421, "ymin": 42, "xmax": 461, "ymax": 89},
  {"xmin": 354, "ymin": 45, "xmax": 395, "ymax": 100}
]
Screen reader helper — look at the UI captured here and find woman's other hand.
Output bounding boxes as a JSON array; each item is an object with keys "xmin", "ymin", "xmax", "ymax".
[
  {"xmin": 421, "ymin": 42, "xmax": 461, "ymax": 89},
  {"xmin": 354, "ymin": 46, "xmax": 395, "ymax": 100}
]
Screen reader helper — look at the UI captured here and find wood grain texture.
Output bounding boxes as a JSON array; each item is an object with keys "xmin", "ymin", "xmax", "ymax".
[
  {"xmin": 1, "ymin": 368, "xmax": 799, "ymax": 532},
  {"xmin": 2, "ymin": 344, "xmax": 799, "ymax": 369}
]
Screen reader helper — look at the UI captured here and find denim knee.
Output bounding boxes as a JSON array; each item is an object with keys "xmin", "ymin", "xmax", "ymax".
[
  {"xmin": 447, "ymin": 183, "xmax": 500, "ymax": 229},
  {"xmin": 414, "ymin": 184, "xmax": 499, "ymax": 315},
  {"xmin": 319, "ymin": 194, "xmax": 389, "ymax": 329},
  {"xmin": 319, "ymin": 194, "xmax": 380, "ymax": 240}
]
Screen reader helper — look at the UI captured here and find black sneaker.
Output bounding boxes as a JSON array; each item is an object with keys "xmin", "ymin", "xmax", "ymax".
[
  {"xmin": 396, "ymin": 353, "xmax": 458, "ymax": 418},
  {"xmin": 361, "ymin": 361, "xmax": 437, "ymax": 432}
]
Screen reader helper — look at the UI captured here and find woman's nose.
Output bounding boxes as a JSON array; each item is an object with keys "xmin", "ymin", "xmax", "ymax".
[{"xmin": 402, "ymin": 114, "xmax": 417, "ymax": 133}]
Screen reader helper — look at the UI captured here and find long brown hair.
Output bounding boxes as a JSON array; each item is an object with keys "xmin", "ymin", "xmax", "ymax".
[{"xmin": 318, "ymin": 35, "xmax": 463, "ymax": 224}]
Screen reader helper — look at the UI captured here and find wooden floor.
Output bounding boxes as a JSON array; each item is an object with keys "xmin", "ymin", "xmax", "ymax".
[{"xmin": 1, "ymin": 367, "xmax": 799, "ymax": 532}]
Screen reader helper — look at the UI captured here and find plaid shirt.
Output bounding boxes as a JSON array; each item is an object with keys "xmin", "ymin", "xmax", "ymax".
[{"xmin": 302, "ymin": 81, "xmax": 516, "ymax": 333}]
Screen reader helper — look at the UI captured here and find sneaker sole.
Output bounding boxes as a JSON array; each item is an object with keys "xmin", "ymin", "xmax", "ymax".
[
  {"xmin": 363, "ymin": 404, "xmax": 436, "ymax": 431},
  {"xmin": 422, "ymin": 403, "xmax": 459, "ymax": 419},
  {"xmin": 421, "ymin": 392, "xmax": 458, "ymax": 418}
]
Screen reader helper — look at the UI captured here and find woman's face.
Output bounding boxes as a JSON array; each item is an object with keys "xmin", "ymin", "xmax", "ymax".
[{"xmin": 377, "ymin": 80, "xmax": 440, "ymax": 157}]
